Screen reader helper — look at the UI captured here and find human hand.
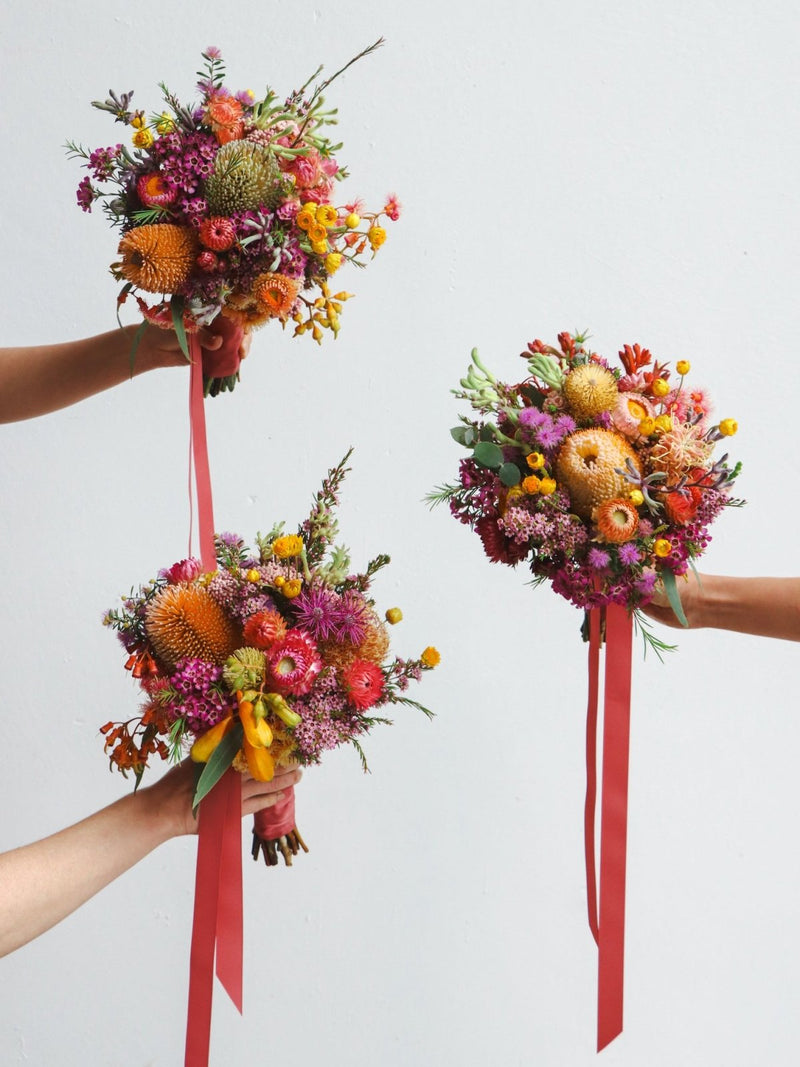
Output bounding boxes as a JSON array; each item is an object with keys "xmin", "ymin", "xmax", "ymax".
[
  {"xmin": 639, "ymin": 569, "xmax": 706, "ymax": 630},
  {"xmin": 144, "ymin": 759, "xmax": 303, "ymax": 839},
  {"xmin": 132, "ymin": 318, "xmax": 252, "ymax": 374}
]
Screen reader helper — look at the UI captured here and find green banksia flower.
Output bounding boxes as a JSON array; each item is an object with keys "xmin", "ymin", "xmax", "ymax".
[
  {"xmin": 223, "ymin": 646, "xmax": 266, "ymax": 691},
  {"xmin": 205, "ymin": 142, "xmax": 288, "ymax": 215}
]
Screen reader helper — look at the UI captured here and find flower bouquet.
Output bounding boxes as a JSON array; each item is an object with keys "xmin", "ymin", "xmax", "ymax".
[
  {"xmin": 432, "ymin": 331, "xmax": 741, "ymax": 641},
  {"xmin": 431, "ymin": 330, "xmax": 741, "ymax": 1050},
  {"xmin": 68, "ymin": 42, "xmax": 400, "ymax": 395},
  {"xmin": 102, "ymin": 452, "xmax": 438, "ymax": 865}
]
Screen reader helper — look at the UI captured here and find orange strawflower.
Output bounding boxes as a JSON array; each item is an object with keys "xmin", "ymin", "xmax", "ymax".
[
  {"xmin": 253, "ymin": 272, "xmax": 301, "ymax": 319},
  {"xmin": 118, "ymin": 224, "xmax": 198, "ymax": 293},
  {"xmin": 204, "ymin": 92, "xmax": 244, "ymax": 145},
  {"xmin": 594, "ymin": 498, "xmax": 640, "ymax": 543}
]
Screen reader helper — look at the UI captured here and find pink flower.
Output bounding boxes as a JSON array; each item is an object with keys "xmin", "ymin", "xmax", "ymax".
[
  {"xmin": 384, "ymin": 194, "xmax": 402, "ymax": 221},
  {"xmin": 267, "ymin": 630, "xmax": 322, "ymax": 696},
  {"xmin": 165, "ymin": 558, "xmax": 203, "ymax": 583}
]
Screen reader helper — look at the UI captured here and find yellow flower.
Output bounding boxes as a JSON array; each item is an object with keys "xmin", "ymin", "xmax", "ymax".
[
  {"xmin": 651, "ymin": 378, "xmax": 670, "ymax": 398},
  {"xmin": 655, "ymin": 414, "xmax": 673, "ymax": 434},
  {"xmin": 315, "ymin": 204, "xmax": 338, "ymax": 227},
  {"xmin": 296, "ymin": 208, "xmax": 316, "ymax": 231},
  {"xmin": 719, "ymin": 418, "xmax": 738, "ymax": 436},
  {"xmin": 367, "ymin": 225, "xmax": 387, "ymax": 250},
  {"xmin": 538, "ymin": 477, "xmax": 557, "ymax": 495},
  {"xmin": 629, "ymin": 489, "xmax": 644, "ymax": 507},
  {"xmin": 132, "ymin": 128, "xmax": 154, "ymax": 149},
  {"xmin": 131, "ymin": 114, "xmax": 146, "ymax": 130},
  {"xmin": 522, "ymin": 475, "xmax": 541, "ymax": 494},
  {"xmin": 676, "ymin": 360, "xmax": 691, "ymax": 376},
  {"xmin": 311, "ymin": 239, "xmax": 329, "ymax": 255},
  {"xmin": 638, "ymin": 416, "xmax": 656, "ymax": 436},
  {"xmin": 421, "ymin": 646, "xmax": 440, "ymax": 668},
  {"xmin": 274, "ymin": 575, "xmax": 286, "ymax": 588},
  {"xmin": 272, "ymin": 534, "xmax": 303, "ymax": 558},
  {"xmin": 345, "ymin": 212, "xmax": 361, "ymax": 229},
  {"xmin": 245, "ymin": 568, "xmax": 261, "ymax": 583},
  {"xmin": 385, "ymin": 607, "xmax": 403, "ymax": 625},
  {"xmin": 155, "ymin": 111, "xmax": 174, "ymax": 134},
  {"xmin": 308, "ymin": 222, "xmax": 328, "ymax": 244},
  {"xmin": 526, "ymin": 451, "xmax": 545, "ymax": 470},
  {"xmin": 325, "ymin": 252, "xmax": 343, "ymax": 274},
  {"xmin": 654, "ymin": 538, "xmax": 672, "ymax": 558},
  {"xmin": 282, "ymin": 578, "xmax": 303, "ymax": 598}
]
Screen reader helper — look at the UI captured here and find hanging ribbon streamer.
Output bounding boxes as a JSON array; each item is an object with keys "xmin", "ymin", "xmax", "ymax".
[
  {"xmin": 185, "ymin": 337, "xmax": 244, "ymax": 1067},
  {"xmin": 584, "ymin": 603, "xmax": 633, "ymax": 1053}
]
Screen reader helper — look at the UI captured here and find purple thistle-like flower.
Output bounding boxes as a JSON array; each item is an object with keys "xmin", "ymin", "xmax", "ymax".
[
  {"xmin": 617, "ymin": 542, "xmax": 641, "ymax": 567},
  {"xmin": 292, "ymin": 586, "xmax": 341, "ymax": 642},
  {"xmin": 588, "ymin": 547, "xmax": 611, "ymax": 569},
  {"xmin": 536, "ymin": 423, "xmax": 562, "ymax": 450},
  {"xmin": 518, "ymin": 407, "xmax": 549, "ymax": 430},
  {"xmin": 554, "ymin": 413, "xmax": 576, "ymax": 437},
  {"xmin": 333, "ymin": 592, "xmax": 369, "ymax": 644}
]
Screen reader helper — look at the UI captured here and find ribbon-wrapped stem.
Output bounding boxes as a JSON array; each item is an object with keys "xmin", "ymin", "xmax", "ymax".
[{"xmin": 251, "ymin": 787, "xmax": 309, "ymax": 866}]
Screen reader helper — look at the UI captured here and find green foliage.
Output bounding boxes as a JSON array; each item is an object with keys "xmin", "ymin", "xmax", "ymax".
[{"xmin": 192, "ymin": 722, "xmax": 244, "ymax": 809}]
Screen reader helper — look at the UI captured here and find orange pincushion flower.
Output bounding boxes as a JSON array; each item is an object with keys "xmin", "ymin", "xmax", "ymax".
[
  {"xmin": 145, "ymin": 584, "xmax": 241, "ymax": 670},
  {"xmin": 594, "ymin": 498, "xmax": 640, "ymax": 543},
  {"xmin": 253, "ymin": 272, "xmax": 301, "ymax": 320},
  {"xmin": 554, "ymin": 428, "xmax": 641, "ymax": 518},
  {"xmin": 118, "ymin": 224, "xmax": 198, "ymax": 293}
]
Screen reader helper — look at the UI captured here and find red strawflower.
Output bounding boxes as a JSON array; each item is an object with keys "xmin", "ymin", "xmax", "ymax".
[
  {"xmin": 197, "ymin": 250, "xmax": 219, "ymax": 272},
  {"xmin": 342, "ymin": 659, "xmax": 384, "ymax": 710},
  {"xmin": 199, "ymin": 216, "xmax": 236, "ymax": 251},
  {"xmin": 476, "ymin": 516, "xmax": 529, "ymax": 565},
  {"xmin": 267, "ymin": 630, "xmax": 322, "ymax": 696}
]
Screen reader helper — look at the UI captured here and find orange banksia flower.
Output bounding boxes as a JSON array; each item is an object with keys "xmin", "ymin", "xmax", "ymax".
[
  {"xmin": 118, "ymin": 224, "xmax": 198, "ymax": 293},
  {"xmin": 145, "ymin": 584, "xmax": 241, "ymax": 670},
  {"xmin": 555, "ymin": 428, "xmax": 641, "ymax": 519}
]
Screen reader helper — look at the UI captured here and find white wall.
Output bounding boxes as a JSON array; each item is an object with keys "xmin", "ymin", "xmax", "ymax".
[{"xmin": 2, "ymin": 1, "xmax": 799, "ymax": 1064}]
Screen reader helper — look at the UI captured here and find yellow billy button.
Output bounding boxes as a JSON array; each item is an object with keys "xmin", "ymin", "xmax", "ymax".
[
  {"xmin": 421, "ymin": 646, "xmax": 440, "ymax": 668},
  {"xmin": 385, "ymin": 607, "xmax": 403, "ymax": 625},
  {"xmin": 676, "ymin": 360, "xmax": 691, "ymax": 376},
  {"xmin": 245, "ymin": 568, "xmax": 261, "ymax": 583},
  {"xmin": 345, "ymin": 212, "xmax": 361, "ymax": 229},
  {"xmin": 654, "ymin": 538, "xmax": 672, "ymax": 558},
  {"xmin": 719, "ymin": 418, "xmax": 738, "ymax": 436},
  {"xmin": 651, "ymin": 377, "xmax": 670, "ymax": 397}
]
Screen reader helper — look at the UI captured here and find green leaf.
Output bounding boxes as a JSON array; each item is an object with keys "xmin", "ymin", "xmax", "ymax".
[
  {"xmin": 463, "ymin": 426, "xmax": 476, "ymax": 446},
  {"xmin": 450, "ymin": 426, "xmax": 469, "ymax": 446},
  {"xmin": 170, "ymin": 295, "xmax": 191, "ymax": 362},
  {"xmin": 127, "ymin": 321, "xmax": 149, "ymax": 377},
  {"xmin": 472, "ymin": 441, "xmax": 504, "ymax": 469},
  {"xmin": 660, "ymin": 569, "xmax": 688, "ymax": 628},
  {"xmin": 499, "ymin": 462, "xmax": 521, "ymax": 487},
  {"xmin": 192, "ymin": 721, "xmax": 244, "ymax": 810}
]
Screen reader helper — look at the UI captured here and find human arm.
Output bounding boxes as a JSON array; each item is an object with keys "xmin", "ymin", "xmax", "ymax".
[
  {"xmin": 641, "ymin": 571, "xmax": 800, "ymax": 642},
  {"xmin": 0, "ymin": 320, "xmax": 250, "ymax": 423},
  {"xmin": 0, "ymin": 759, "xmax": 300, "ymax": 957}
]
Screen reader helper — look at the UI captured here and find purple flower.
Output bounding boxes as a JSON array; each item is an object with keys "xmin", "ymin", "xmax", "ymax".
[
  {"xmin": 292, "ymin": 586, "xmax": 341, "ymax": 641},
  {"xmin": 87, "ymin": 145, "xmax": 122, "ymax": 181},
  {"xmin": 169, "ymin": 658, "xmax": 236, "ymax": 734},
  {"xmin": 333, "ymin": 592, "xmax": 369, "ymax": 644},
  {"xmin": 554, "ymin": 414, "xmax": 576, "ymax": 437},
  {"xmin": 536, "ymin": 423, "xmax": 562, "ymax": 450},
  {"xmin": 76, "ymin": 176, "xmax": 95, "ymax": 213},
  {"xmin": 518, "ymin": 407, "xmax": 549, "ymax": 430},
  {"xmin": 588, "ymin": 547, "xmax": 611, "ymax": 569},
  {"xmin": 617, "ymin": 542, "xmax": 641, "ymax": 567}
]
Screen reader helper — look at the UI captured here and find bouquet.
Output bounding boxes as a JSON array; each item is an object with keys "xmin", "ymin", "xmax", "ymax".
[
  {"xmin": 102, "ymin": 453, "xmax": 438, "ymax": 865},
  {"xmin": 68, "ymin": 42, "xmax": 400, "ymax": 395},
  {"xmin": 431, "ymin": 330, "xmax": 742, "ymax": 1049},
  {"xmin": 431, "ymin": 331, "xmax": 742, "ymax": 645}
]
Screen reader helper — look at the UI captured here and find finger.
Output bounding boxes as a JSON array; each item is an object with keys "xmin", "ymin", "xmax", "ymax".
[
  {"xmin": 196, "ymin": 327, "xmax": 223, "ymax": 350},
  {"xmin": 241, "ymin": 769, "xmax": 302, "ymax": 799},
  {"xmin": 242, "ymin": 790, "xmax": 286, "ymax": 817}
]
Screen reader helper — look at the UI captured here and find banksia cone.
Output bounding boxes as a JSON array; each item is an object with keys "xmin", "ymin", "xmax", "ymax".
[
  {"xmin": 145, "ymin": 585, "xmax": 241, "ymax": 671},
  {"xmin": 321, "ymin": 610, "xmax": 390, "ymax": 671},
  {"xmin": 205, "ymin": 141, "xmax": 285, "ymax": 215},
  {"xmin": 555, "ymin": 428, "xmax": 641, "ymax": 518},
  {"xmin": 563, "ymin": 364, "xmax": 619, "ymax": 421},
  {"xmin": 118, "ymin": 224, "xmax": 198, "ymax": 293}
]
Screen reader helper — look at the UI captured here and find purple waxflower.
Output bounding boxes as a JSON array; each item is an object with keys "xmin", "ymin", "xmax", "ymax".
[{"xmin": 76, "ymin": 176, "xmax": 96, "ymax": 212}]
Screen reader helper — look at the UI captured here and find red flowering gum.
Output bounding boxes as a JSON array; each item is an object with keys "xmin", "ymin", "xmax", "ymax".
[{"xmin": 342, "ymin": 659, "xmax": 384, "ymax": 710}]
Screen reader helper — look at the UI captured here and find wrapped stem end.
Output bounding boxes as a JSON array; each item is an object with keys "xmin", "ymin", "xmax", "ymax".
[{"xmin": 251, "ymin": 826, "xmax": 309, "ymax": 866}]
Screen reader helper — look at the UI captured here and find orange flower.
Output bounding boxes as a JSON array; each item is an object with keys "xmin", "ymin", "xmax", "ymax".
[
  {"xmin": 118, "ymin": 224, "xmax": 198, "ymax": 293},
  {"xmin": 205, "ymin": 92, "xmax": 244, "ymax": 145},
  {"xmin": 594, "ymin": 498, "xmax": 640, "ymax": 543},
  {"xmin": 253, "ymin": 272, "xmax": 301, "ymax": 320},
  {"xmin": 145, "ymin": 584, "xmax": 241, "ymax": 670}
]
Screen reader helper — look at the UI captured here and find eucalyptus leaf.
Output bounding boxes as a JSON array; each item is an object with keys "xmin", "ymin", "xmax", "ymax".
[
  {"xmin": 170, "ymin": 295, "xmax": 191, "ymax": 362},
  {"xmin": 464, "ymin": 427, "xmax": 476, "ymax": 446},
  {"xmin": 450, "ymin": 426, "xmax": 469, "ymax": 446},
  {"xmin": 661, "ymin": 568, "xmax": 688, "ymax": 628},
  {"xmin": 472, "ymin": 441, "xmax": 504, "ymax": 469},
  {"xmin": 192, "ymin": 721, "xmax": 244, "ymax": 810},
  {"xmin": 499, "ymin": 462, "xmax": 521, "ymax": 487},
  {"xmin": 127, "ymin": 321, "xmax": 149, "ymax": 378}
]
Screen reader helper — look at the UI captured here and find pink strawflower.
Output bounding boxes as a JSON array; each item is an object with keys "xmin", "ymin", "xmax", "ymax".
[
  {"xmin": 199, "ymin": 216, "xmax": 237, "ymax": 251},
  {"xmin": 267, "ymin": 630, "xmax": 322, "ymax": 696},
  {"xmin": 197, "ymin": 251, "xmax": 219, "ymax": 272},
  {"xmin": 163, "ymin": 558, "xmax": 203, "ymax": 583},
  {"xmin": 137, "ymin": 171, "xmax": 178, "ymax": 208}
]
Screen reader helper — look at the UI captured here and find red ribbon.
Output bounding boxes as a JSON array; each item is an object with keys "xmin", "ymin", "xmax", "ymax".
[
  {"xmin": 253, "ymin": 785, "xmax": 297, "ymax": 842},
  {"xmin": 185, "ymin": 338, "xmax": 244, "ymax": 1067},
  {"xmin": 585, "ymin": 603, "xmax": 633, "ymax": 1053}
]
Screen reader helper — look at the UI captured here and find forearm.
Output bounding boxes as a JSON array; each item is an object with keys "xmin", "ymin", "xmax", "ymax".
[
  {"xmin": 0, "ymin": 326, "xmax": 181, "ymax": 422},
  {"xmin": 695, "ymin": 575, "xmax": 800, "ymax": 641},
  {"xmin": 0, "ymin": 784, "xmax": 181, "ymax": 957}
]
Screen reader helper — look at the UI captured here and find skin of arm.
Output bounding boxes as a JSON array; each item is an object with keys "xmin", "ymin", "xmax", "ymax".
[
  {"xmin": 641, "ymin": 572, "xmax": 800, "ymax": 642},
  {"xmin": 0, "ymin": 760, "xmax": 300, "ymax": 957},
  {"xmin": 0, "ymin": 322, "xmax": 250, "ymax": 423}
]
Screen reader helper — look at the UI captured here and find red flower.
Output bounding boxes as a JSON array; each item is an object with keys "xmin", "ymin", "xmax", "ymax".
[
  {"xmin": 476, "ymin": 517, "xmax": 529, "ymax": 565},
  {"xmin": 243, "ymin": 610, "xmax": 287, "ymax": 650},
  {"xmin": 664, "ymin": 486, "xmax": 701, "ymax": 525},
  {"xmin": 199, "ymin": 216, "xmax": 236, "ymax": 252},
  {"xmin": 266, "ymin": 630, "xmax": 321, "ymax": 696},
  {"xmin": 342, "ymin": 659, "xmax": 384, "ymax": 710}
]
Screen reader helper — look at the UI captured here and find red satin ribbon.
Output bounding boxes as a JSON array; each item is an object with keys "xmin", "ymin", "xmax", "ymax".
[
  {"xmin": 253, "ymin": 786, "xmax": 297, "ymax": 842},
  {"xmin": 584, "ymin": 603, "xmax": 633, "ymax": 1053},
  {"xmin": 185, "ymin": 339, "xmax": 244, "ymax": 1067}
]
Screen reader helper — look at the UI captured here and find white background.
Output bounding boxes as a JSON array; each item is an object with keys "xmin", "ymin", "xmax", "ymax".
[{"xmin": 2, "ymin": 1, "xmax": 799, "ymax": 1064}]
